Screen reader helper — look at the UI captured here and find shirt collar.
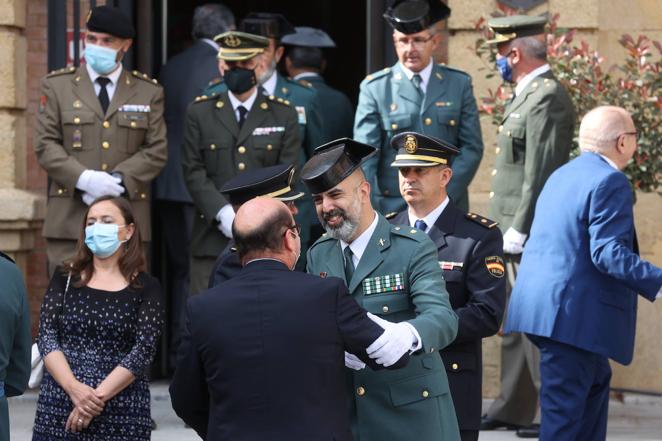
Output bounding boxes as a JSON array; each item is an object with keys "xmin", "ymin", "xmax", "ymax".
[
  {"xmin": 598, "ymin": 153, "xmax": 619, "ymax": 170},
  {"xmin": 261, "ymin": 71, "xmax": 278, "ymax": 96},
  {"xmin": 407, "ymin": 196, "xmax": 449, "ymax": 232},
  {"xmin": 200, "ymin": 38, "xmax": 220, "ymax": 52},
  {"xmin": 293, "ymin": 72, "xmax": 320, "ymax": 80},
  {"xmin": 515, "ymin": 63, "xmax": 550, "ymax": 96},
  {"xmin": 86, "ymin": 62, "xmax": 123, "ymax": 86},
  {"xmin": 399, "ymin": 58, "xmax": 434, "ymax": 92},
  {"xmin": 340, "ymin": 211, "xmax": 379, "ymax": 264},
  {"xmin": 228, "ymin": 88, "xmax": 258, "ymax": 112}
]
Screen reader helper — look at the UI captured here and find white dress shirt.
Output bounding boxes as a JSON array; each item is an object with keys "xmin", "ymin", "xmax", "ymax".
[
  {"xmin": 407, "ymin": 197, "xmax": 450, "ymax": 233},
  {"xmin": 228, "ymin": 88, "xmax": 258, "ymax": 122},
  {"xmin": 261, "ymin": 70, "xmax": 278, "ymax": 96},
  {"xmin": 515, "ymin": 63, "xmax": 551, "ymax": 97},
  {"xmin": 400, "ymin": 57, "xmax": 434, "ymax": 95},
  {"xmin": 86, "ymin": 62, "xmax": 123, "ymax": 102}
]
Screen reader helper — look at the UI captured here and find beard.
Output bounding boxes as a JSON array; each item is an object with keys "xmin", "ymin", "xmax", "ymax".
[
  {"xmin": 257, "ymin": 58, "xmax": 277, "ymax": 85},
  {"xmin": 321, "ymin": 196, "xmax": 362, "ymax": 243}
]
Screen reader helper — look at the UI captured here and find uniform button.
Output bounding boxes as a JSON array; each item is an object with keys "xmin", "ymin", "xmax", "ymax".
[
  {"xmin": 422, "ymin": 390, "xmax": 430, "ymax": 398},
  {"xmin": 73, "ymin": 117, "xmax": 80, "ymax": 124},
  {"xmin": 449, "ymin": 119, "xmax": 456, "ymax": 126},
  {"xmin": 495, "ymin": 147, "xmax": 501, "ymax": 154},
  {"xmin": 491, "ymin": 169, "xmax": 497, "ymax": 176},
  {"xmin": 57, "ymin": 189, "xmax": 63, "ymax": 195},
  {"xmin": 210, "ymin": 143, "xmax": 216, "ymax": 150},
  {"xmin": 507, "ymin": 130, "xmax": 512, "ymax": 137},
  {"xmin": 103, "ymin": 121, "xmax": 110, "ymax": 128},
  {"xmin": 140, "ymin": 193, "xmax": 146, "ymax": 199},
  {"xmin": 498, "ymin": 125, "xmax": 503, "ymax": 133},
  {"xmin": 102, "ymin": 141, "xmax": 110, "ymax": 149},
  {"xmin": 238, "ymin": 163, "xmax": 246, "ymax": 171},
  {"xmin": 356, "ymin": 387, "xmax": 366, "ymax": 396},
  {"xmin": 130, "ymin": 121, "xmax": 137, "ymax": 128},
  {"xmin": 383, "ymin": 189, "xmax": 390, "ymax": 196},
  {"xmin": 391, "ymin": 123, "xmax": 398, "ymax": 130},
  {"xmin": 101, "ymin": 163, "xmax": 108, "ymax": 171},
  {"xmin": 489, "ymin": 191, "xmax": 495, "ymax": 199},
  {"xmin": 429, "ymin": 347, "xmax": 435, "ymax": 353},
  {"xmin": 267, "ymin": 144, "xmax": 273, "ymax": 151},
  {"xmin": 452, "ymin": 363, "xmax": 459, "ymax": 370},
  {"xmin": 200, "ymin": 214, "xmax": 205, "ymax": 219},
  {"xmin": 238, "ymin": 146, "xmax": 246, "ymax": 154},
  {"xmin": 424, "ymin": 117, "xmax": 432, "ymax": 126},
  {"xmin": 382, "ymin": 305, "xmax": 389, "ymax": 313}
]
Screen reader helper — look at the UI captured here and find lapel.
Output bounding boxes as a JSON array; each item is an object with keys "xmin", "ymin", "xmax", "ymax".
[
  {"xmin": 105, "ymin": 69, "xmax": 138, "ymax": 119},
  {"xmin": 348, "ymin": 215, "xmax": 391, "ymax": 293},
  {"xmin": 71, "ymin": 66, "xmax": 104, "ymax": 120},
  {"xmin": 502, "ymin": 70, "xmax": 555, "ymax": 123},
  {"xmin": 429, "ymin": 203, "xmax": 459, "ymax": 252},
  {"xmin": 421, "ymin": 64, "xmax": 447, "ymax": 114},
  {"xmin": 236, "ymin": 92, "xmax": 270, "ymax": 145},
  {"xmin": 214, "ymin": 91, "xmax": 240, "ymax": 138},
  {"xmin": 393, "ymin": 64, "xmax": 422, "ymax": 106}
]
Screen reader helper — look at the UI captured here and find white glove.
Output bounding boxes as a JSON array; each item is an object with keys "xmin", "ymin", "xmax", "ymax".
[
  {"xmin": 81, "ymin": 192, "xmax": 95, "ymax": 206},
  {"xmin": 215, "ymin": 204, "xmax": 235, "ymax": 239},
  {"xmin": 344, "ymin": 352, "xmax": 366, "ymax": 370},
  {"xmin": 503, "ymin": 227, "xmax": 527, "ymax": 254},
  {"xmin": 76, "ymin": 170, "xmax": 124, "ymax": 198},
  {"xmin": 366, "ymin": 312, "xmax": 417, "ymax": 367}
]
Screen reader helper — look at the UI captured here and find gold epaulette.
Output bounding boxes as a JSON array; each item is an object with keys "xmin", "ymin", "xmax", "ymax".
[{"xmin": 466, "ymin": 212, "xmax": 498, "ymax": 228}]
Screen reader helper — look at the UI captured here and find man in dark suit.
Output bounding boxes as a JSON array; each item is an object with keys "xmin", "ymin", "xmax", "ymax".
[
  {"xmin": 388, "ymin": 132, "xmax": 506, "ymax": 441},
  {"xmin": 504, "ymin": 106, "xmax": 662, "ymax": 441},
  {"xmin": 154, "ymin": 3, "xmax": 235, "ymax": 368},
  {"xmin": 170, "ymin": 197, "xmax": 408, "ymax": 440}
]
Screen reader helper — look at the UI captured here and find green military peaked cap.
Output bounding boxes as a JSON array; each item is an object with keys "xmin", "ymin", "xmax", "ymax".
[
  {"xmin": 485, "ymin": 15, "xmax": 547, "ymax": 45},
  {"xmin": 214, "ymin": 31, "xmax": 269, "ymax": 61}
]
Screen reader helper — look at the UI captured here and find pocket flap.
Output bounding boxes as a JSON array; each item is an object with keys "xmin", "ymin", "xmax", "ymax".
[
  {"xmin": 62, "ymin": 111, "xmax": 95, "ymax": 125},
  {"xmin": 362, "ymin": 293, "xmax": 410, "ymax": 316},
  {"xmin": 389, "ymin": 373, "xmax": 449, "ymax": 407},
  {"xmin": 118, "ymin": 113, "xmax": 149, "ymax": 129},
  {"xmin": 436, "ymin": 109, "xmax": 460, "ymax": 126},
  {"xmin": 382, "ymin": 113, "xmax": 412, "ymax": 131}
]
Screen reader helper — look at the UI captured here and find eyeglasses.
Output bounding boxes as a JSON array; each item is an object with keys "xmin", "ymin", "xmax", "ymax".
[
  {"xmin": 620, "ymin": 131, "xmax": 637, "ymax": 138},
  {"xmin": 394, "ymin": 35, "xmax": 435, "ymax": 49},
  {"xmin": 283, "ymin": 224, "xmax": 301, "ymax": 237}
]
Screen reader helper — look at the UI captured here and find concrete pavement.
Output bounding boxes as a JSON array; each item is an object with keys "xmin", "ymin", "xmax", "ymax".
[{"xmin": 8, "ymin": 382, "xmax": 662, "ymax": 440}]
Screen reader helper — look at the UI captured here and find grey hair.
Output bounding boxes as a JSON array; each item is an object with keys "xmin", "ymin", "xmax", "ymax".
[
  {"xmin": 192, "ymin": 3, "xmax": 235, "ymax": 40},
  {"xmin": 579, "ymin": 106, "xmax": 631, "ymax": 153},
  {"xmin": 511, "ymin": 36, "xmax": 547, "ymax": 61}
]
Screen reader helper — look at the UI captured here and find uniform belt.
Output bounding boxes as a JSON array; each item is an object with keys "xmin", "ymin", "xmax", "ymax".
[{"xmin": 0, "ymin": 380, "xmax": 4, "ymax": 398}]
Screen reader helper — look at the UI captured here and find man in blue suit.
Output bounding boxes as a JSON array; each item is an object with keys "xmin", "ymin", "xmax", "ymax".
[{"xmin": 504, "ymin": 106, "xmax": 662, "ymax": 441}]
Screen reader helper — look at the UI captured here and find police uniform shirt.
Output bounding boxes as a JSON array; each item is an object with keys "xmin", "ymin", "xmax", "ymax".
[
  {"xmin": 261, "ymin": 70, "xmax": 278, "ymax": 96},
  {"xmin": 515, "ymin": 64, "xmax": 551, "ymax": 97},
  {"xmin": 399, "ymin": 57, "xmax": 434, "ymax": 94},
  {"xmin": 85, "ymin": 62, "xmax": 122, "ymax": 102},
  {"xmin": 227, "ymin": 88, "xmax": 258, "ymax": 121},
  {"xmin": 407, "ymin": 196, "xmax": 450, "ymax": 233}
]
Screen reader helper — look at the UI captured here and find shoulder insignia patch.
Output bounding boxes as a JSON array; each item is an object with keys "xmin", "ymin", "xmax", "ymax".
[
  {"xmin": 208, "ymin": 77, "xmax": 223, "ymax": 87},
  {"xmin": 485, "ymin": 255, "xmax": 505, "ymax": 278},
  {"xmin": 384, "ymin": 211, "xmax": 398, "ymax": 220},
  {"xmin": 0, "ymin": 250, "xmax": 15, "ymax": 264},
  {"xmin": 47, "ymin": 66, "xmax": 76, "ymax": 77},
  {"xmin": 131, "ymin": 70, "xmax": 158, "ymax": 84},
  {"xmin": 267, "ymin": 95, "xmax": 290, "ymax": 106},
  {"xmin": 438, "ymin": 64, "xmax": 470, "ymax": 77},
  {"xmin": 466, "ymin": 212, "xmax": 498, "ymax": 228},
  {"xmin": 364, "ymin": 67, "xmax": 392, "ymax": 83},
  {"xmin": 193, "ymin": 95, "xmax": 212, "ymax": 104}
]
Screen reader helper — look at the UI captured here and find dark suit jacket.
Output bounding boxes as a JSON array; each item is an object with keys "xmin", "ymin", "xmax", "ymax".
[
  {"xmin": 391, "ymin": 202, "xmax": 506, "ymax": 430},
  {"xmin": 155, "ymin": 40, "xmax": 219, "ymax": 203},
  {"xmin": 505, "ymin": 152, "xmax": 662, "ymax": 365},
  {"xmin": 301, "ymin": 75, "xmax": 354, "ymax": 143},
  {"xmin": 207, "ymin": 241, "xmax": 241, "ymax": 288},
  {"xmin": 170, "ymin": 259, "xmax": 403, "ymax": 441}
]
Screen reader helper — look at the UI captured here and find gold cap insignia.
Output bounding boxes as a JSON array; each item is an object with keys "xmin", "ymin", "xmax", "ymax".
[
  {"xmin": 224, "ymin": 35, "xmax": 241, "ymax": 48},
  {"xmin": 404, "ymin": 135, "xmax": 417, "ymax": 154}
]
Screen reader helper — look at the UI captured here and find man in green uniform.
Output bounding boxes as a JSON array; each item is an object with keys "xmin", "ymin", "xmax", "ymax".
[
  {"xmin": 0, "ymin": 252, "xmax": 31, "ymax": 441},
  {"xmin": 282, "ymin": 26, "xmax": 355, "ymax": 142},
  {"xmin": 354, "ymin": 0, "xmax": 483, "ymax": 214},
  {"xmin": 302, "ymin": 138, "xmax": 460, "ymax": 441},
  {"xmin": 480, "ymin": 16, "xmax": 575, "ymax": 439},
  {"xmin": 35, "ymin": 5, "xmax": 167, "ymax": 276},
  {"xmin": 182, "ymin": 31, "xmax": 301, "ymax": 294}
]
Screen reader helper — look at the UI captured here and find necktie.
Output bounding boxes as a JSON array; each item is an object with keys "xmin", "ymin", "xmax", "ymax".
[
  {"xmin": 259, "ymin": 86, "xmax": 268, "ymax": 96},
  {"xmin": 412, "ymin": 74, "xmax": 423, "ymax": 100},
  {"xmin": 343, "ymin": 246, "xmax": 355, "ymax": 282},
  {"xmin": 97, "ymin": 77, "xmax": 111, "ymax": 114},
  {"xmin": 237, "ymin": 105, "xmax": 248, "ymax": 128},
  {"xmin": 414, "ymin": 219, "xmax": 428, "ymax": 232}
]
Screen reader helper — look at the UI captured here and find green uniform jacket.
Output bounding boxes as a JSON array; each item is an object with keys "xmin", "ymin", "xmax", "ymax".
[
  {"xmin": 306, "ymin": 214, "xmax": 460, "ymax": 441},
  {"xmin": 354, "ymin": 63, "xmax": 484, "ymax": 213},
  {"xmin": 35, "ymin": 66, "xmax": 168, "ymax": 241},
  {"xmin": 0, "ymin": 253, "xmax": 31, "ymax": 441},
  {"xmin": 489, "ymin": 70, "xmax": 575, "ymax": 234},
  {"xmin": 297, "ymin": 75, "xmax": 354, "ymax": 143},
  {"xmin": 182, "ymin": 91, "xmax": 301, "ymax": 258}
]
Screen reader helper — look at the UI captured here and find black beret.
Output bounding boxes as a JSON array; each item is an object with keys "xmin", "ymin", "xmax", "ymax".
[
  {"xmin": 390, "ymin": 131, "xmax": 459, "ymax": 167},
  {"xmin": 86, "ymin": 6, "xmax": 135, "ymax": 39},
  {"xmin": 301, "ymin": 138, "xmax": 376, "ymax": 195},
  {"xmin": 221, "ymin": 164, "xmax": 303, "ymax": 206},
  {"xmin": 384, "ymin": 0, "xmax": 451, "ymax": 35}
]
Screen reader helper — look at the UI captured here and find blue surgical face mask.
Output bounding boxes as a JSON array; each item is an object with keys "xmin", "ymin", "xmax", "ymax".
[
  {"xmin": 496, "ymin": 52, "xmax": 514, "ymax": 83},
  {"xmin": 85, "ymin": 44, "xmax": 119, "ymax": 75},
  {"xmin": 85, "ymin": 223, "xmax": 127, "ymax": 258}
]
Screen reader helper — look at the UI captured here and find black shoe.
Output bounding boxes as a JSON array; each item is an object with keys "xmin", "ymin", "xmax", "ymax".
[
  {"xmin": 480, "ymin": 414, "xmax": 519, "ymax": 431},
  {"xmin": 516, "ymin": 423, "xmax": 540, "ymax": 438}
]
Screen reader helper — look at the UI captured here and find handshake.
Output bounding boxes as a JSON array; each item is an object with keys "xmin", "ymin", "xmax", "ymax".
[{"xmin": 346, "ymin": 312, "xmax": 419, "ymax": 370}]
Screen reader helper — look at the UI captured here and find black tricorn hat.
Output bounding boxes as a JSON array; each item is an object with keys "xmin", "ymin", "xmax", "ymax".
[
  {"xmin": 301, "ymin": 138, "xmax": 376, "ymax": 195},
  {"xmin": 384, "ymin": 0, "xmax": 451, "ymax": 35},
  {"xmin": 221, "ymin": 164, "xmax": 303, "ymax": 206},
  {"xmin": 86, "ymin": 5, "xmax": 135, "ymax": 39},
  {"xmin": 240, "ymin": 12, "xmax": 296, "ymax": 40},
  {"xmin": 390, "ymin": 131, "xmax": 459, "ymax": 167}
]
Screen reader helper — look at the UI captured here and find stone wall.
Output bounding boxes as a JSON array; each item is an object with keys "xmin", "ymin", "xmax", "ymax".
[{"xmin": 446, "ymin": 0, "xmax": 662, "ymax": 395}]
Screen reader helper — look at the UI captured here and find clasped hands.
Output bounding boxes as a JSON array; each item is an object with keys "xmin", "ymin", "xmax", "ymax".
[
  {"xmin": 345, "ymin": 312, "xmax": 417, "ymax": 371},
  {"xmin": 76, "ymin": 170, "xmax": 125, "ymax": 205},
  {"xmin": 64, "ymin": 379, "xmax": 106, "ymax": 433}
]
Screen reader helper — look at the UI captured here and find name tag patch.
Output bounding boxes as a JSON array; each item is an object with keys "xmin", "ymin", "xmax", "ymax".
[
  {"xmin": 439, "ymin": 261, "xmax": 463, "ymax": 271},
  {"xmin": 362, "ymin": 273, "xmax": 405, "ymax": 296},
  {"xmin": 253, "ymin": 126, "xmax": 285, "ymax": 136}
]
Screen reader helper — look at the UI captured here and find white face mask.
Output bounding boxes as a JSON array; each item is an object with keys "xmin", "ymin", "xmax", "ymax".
[{"xmin": 85, "ymin": 43, "xmax": 119, "ymax": 75}]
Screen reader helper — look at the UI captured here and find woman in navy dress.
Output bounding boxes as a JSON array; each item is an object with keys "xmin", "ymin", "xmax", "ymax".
[{"xmin": 33, "ymin": 196, "xmax": 164, "ymax": 440}]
